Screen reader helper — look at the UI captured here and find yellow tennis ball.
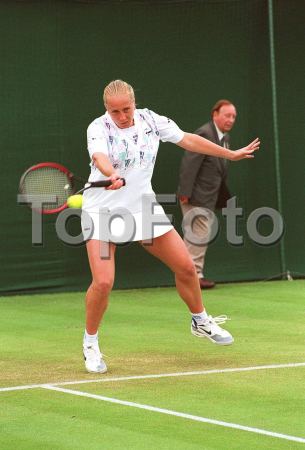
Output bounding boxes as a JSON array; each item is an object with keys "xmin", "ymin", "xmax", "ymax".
[{"xmin": 67, "ymin": 194, "xmax": 83, "ymax": 209}]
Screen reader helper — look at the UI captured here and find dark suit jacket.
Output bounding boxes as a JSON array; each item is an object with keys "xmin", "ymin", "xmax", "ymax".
[{"xmin": 178, "ymin": 121, "xmax": 231, "ymax": 211}]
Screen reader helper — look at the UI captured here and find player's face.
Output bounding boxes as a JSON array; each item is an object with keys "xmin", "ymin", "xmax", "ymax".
[
  {"xmin": 105, "ymin": 94, "xmax": 136, "ymax": 129},
  {"xmin": 213, "ymin": 104, "xmax": 237, "ymax": 133}
]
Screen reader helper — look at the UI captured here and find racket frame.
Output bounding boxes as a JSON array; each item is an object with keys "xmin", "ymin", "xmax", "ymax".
[
  {"xmin": 19, "ymin": 162, "xmax": 76, "ymax": 214},
  {"xmin": 19, "ymin": 162, "xmax": 125, "ymax": 215}
]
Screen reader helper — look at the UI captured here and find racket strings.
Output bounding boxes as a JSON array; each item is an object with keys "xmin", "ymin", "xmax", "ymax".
[{"xmin": 21, "ymin": 167, "xmax": 74, "ymax": 210}]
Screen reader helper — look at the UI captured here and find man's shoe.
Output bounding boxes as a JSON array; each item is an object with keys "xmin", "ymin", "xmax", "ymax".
[
  {"xmin": 199, "ymin": 278, "xmax": 215, "ymax": 289},
  {"xmin": 83, "ymin": 343, "xmax": 107, "ymax": 373},
  {"xmin": 191, "ymin": 315, "xmax": 234, "ymax": 345}
]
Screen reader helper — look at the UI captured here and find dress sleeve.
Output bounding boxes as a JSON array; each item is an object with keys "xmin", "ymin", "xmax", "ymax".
[
  {"xmin": 87, "ymin": 119, "xmax": 108, "ymax": 159},
  {"xmin": 148, "ymin": 110, "xmax": 184, "ymax": 144}
]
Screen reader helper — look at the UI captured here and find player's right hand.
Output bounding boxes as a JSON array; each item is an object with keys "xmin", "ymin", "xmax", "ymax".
[{"xmin": 106, "ymin": 173, "xmax": 125, "ymax": 190}]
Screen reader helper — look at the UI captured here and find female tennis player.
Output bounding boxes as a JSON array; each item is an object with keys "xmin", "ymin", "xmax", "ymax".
[{"xmin": 81, "ymin": 79, "xmax": 260, "ymax": 373}]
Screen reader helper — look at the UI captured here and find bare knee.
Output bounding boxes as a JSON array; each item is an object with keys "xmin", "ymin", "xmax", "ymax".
[
  {"xmin": 176, "ymin": 259, "xmax": 197, "ymax": 280},
  {"xmin": 91, "ymin": 277, "xmax": 114, "ymax": 297}
]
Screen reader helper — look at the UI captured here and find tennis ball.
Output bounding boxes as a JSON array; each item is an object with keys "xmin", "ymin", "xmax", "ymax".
[{"xmin": 67, "ymin": 194, "xmax": 83, "ymax": 209}]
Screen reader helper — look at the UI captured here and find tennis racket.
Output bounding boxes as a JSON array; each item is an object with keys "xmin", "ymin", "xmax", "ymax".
[{"xmin": 19, "ymin": 162, "xmax": 125, "ymax": 215}]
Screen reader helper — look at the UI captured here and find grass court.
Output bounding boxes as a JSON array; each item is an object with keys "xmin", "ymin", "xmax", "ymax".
[{"xmin": 1, "ymin": 280, "xmax": 304, "ymax": 449}]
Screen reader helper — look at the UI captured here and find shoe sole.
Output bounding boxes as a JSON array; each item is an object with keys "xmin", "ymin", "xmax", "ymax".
[
  {"xmin": 191, "ymin": 328, "xmax": 234, "ymax": 346},
  {"xmin": 85, "ymin": 366, "xmax": 108, "ymax": 374}
]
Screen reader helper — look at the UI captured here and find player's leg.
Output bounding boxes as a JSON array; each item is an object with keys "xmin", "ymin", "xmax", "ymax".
[
  {"xmin": 141, "ymin": 229, "xmax": 233, "ymax": 345},
  {"xmin": 86, "ymin": 239, "xmax": 116, "ymax": 333},
  {"xmin": 83, "ymin": 239, "xmax": 116, "ymax": 373},
  {"xmin": 142, "ymin": 228, "xmax": 203, "ymax": 313}
]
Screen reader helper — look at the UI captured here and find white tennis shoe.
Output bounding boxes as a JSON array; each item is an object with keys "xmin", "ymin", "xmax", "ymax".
[
  {"xmin": 191, "ymin": 315, "xmax": 234, "ymax": 345},
  {"xmin": 83, "ymin": 343, "xmax": 107, "ymax": 373}
]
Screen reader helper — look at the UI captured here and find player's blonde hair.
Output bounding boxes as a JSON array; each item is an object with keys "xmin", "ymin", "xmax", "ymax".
[{"xmin": 103, "ymin": 80, "xmax": 135, "ymax": 107}]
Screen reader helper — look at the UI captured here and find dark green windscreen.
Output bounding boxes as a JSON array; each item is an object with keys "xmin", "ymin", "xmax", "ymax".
[{"xmin": 0, "ymin": 0, "xmax": 304, "ymax": 294}]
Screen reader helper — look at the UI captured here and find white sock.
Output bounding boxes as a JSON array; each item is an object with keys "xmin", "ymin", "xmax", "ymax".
[
  {"xmin": 191, "ymin": 310, "xmax": 208, "ymax": 324},
  {"xmin": 84, "ymin": 330, "xmax": 98, "ymax": 346}
]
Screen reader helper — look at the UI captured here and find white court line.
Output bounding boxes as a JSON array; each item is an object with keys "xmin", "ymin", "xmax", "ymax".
[
  {"xmin": 55, "ymin": 361, "xmax": 305, "ymax": 387},
  {"xmin": 43, "ymin": 384, "xmax": 305, "ymax": 444},
  {"xmin": 0, "ymin": 384, "xmax": 45, "ymax": 393},
  {"xmin": 1, "ymin": 362, "xmax": 305, "ymax": 393}
]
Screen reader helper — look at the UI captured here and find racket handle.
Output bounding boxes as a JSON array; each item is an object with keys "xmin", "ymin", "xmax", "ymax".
[{"xmin": 89, "ymin": 178, "xmax": 125, "ymax": 188}]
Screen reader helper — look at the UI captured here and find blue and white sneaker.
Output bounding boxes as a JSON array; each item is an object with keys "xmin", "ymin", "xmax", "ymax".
[
  {"xmin": 83, "ymin": 343, "xmax": 107, "ymax": 373},
  {"xmin": 191, "ymin": 315, "xmax": 234, "ymax": 345}
]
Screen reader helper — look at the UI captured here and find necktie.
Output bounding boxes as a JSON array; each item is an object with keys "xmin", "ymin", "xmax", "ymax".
[{"xmin": 220, "ymin": 136, "xmax": 228, "ymax": 168}]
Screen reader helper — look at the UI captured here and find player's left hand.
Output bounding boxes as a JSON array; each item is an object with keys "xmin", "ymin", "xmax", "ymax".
[{"xmin": 230, "ymin": 138, "xmax": 260, "ymax": 161}]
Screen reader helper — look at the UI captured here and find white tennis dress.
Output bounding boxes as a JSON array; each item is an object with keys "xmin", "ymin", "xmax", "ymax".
[{"xmin": 81, "ymin": 108, "xmax": 184, "ymax": 242}]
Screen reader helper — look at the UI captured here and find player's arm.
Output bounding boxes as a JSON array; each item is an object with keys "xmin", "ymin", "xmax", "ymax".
[
  {"xmin": 92, "ymin": 152, "xmax": 124, "ymax": 190},
  {"xmin": 87, "ymin": 121, "xmax": 124, "ymax": 190},
  {"xmin": 176, "ymin": 133, "xmax": 260, "ymax": 161}
]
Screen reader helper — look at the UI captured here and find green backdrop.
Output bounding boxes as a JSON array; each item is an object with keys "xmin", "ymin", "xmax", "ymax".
[{"xmin": 1, "ymin": 0, "xmax": 304, "ymax": 294}]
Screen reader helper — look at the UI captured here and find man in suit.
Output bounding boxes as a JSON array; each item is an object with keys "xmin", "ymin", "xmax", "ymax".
[{"xmin": 178, "ymin": 99, "xmax": 237, "ymax": 289}]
